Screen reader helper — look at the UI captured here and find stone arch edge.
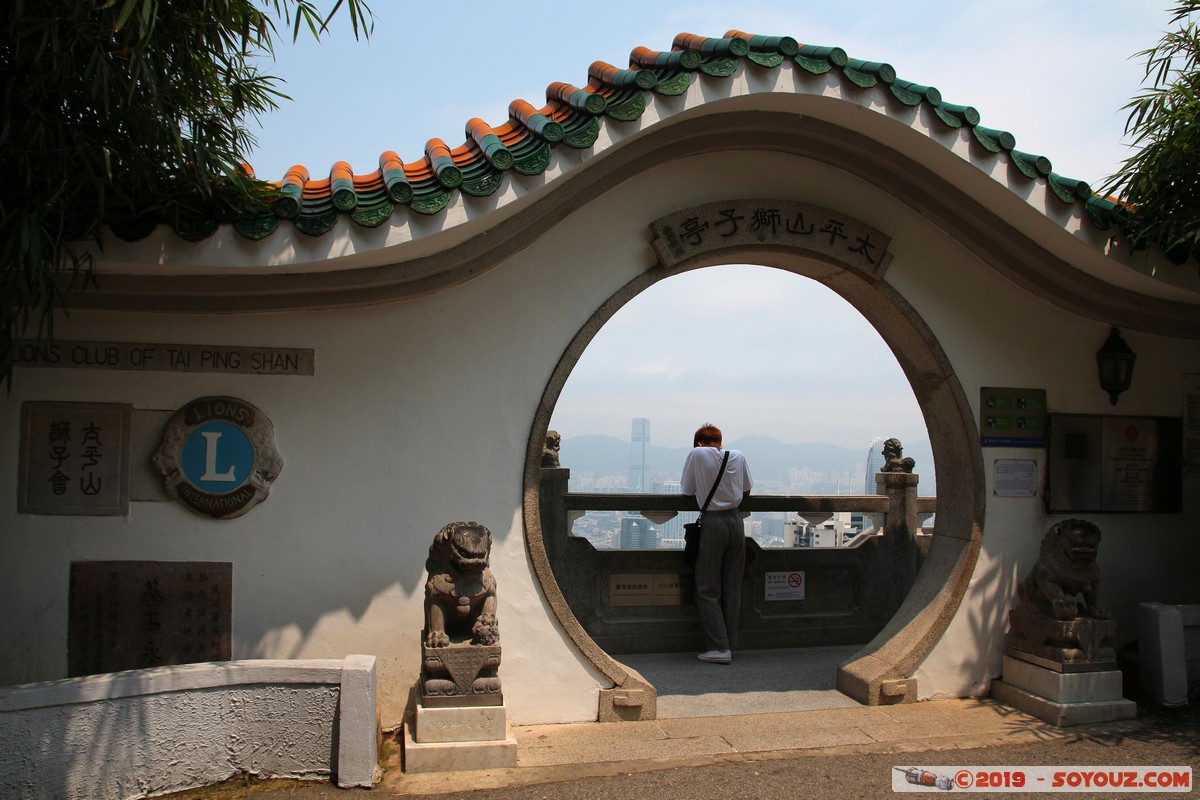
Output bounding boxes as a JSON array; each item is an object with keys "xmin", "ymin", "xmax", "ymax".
[
  {"xmin": 523, "ymin": 266, "xmax": 668, "ymax": 722},
  {"xmin": 521, "ymin": 244, "xmax": 985, "ymax": 716}
]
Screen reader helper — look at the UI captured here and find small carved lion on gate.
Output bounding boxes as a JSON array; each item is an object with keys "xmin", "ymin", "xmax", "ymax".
[
  {"xmin": 541, "ymin": 430, "xmax": 561, "ymax": 468},
  {"xmin": 880, "ymin": 438, "xmax": 915, "ymax": 473},
  {"xmin": 1015, "ymin": 519, "xmax": 1109, "ymax": 621},
  {"xmin": 423, "ymin": 521, "xmax": 499, "ymax": 648}
]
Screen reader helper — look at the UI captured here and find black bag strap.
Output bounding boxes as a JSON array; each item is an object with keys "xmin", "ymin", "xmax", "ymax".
[{"xmin": 699, "ymin": 451, "xmax": 731, "ymax": 514}]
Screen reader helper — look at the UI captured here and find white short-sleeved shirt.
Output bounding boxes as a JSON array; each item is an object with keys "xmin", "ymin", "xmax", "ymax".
[{"xmin": 680, "ymin": 446, "xmax": 752, "ymax": 511}]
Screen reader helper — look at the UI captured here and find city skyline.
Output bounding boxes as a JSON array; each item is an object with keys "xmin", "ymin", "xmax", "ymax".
[
  {"xmin": 557, "ymin": 428, "xmax": 933, "ymax": 496},
  {"xmin": 547, "ymin": 267, "xmax": 932, "ymax": 450}
]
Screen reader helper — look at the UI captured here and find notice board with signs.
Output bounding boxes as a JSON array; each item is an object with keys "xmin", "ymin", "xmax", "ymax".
[
  {"xmin": 980, "ymin": 387, "xmax": 1047, "ymax": 447},
  {"xmin": 1047, "ymin": 414, "xmax": 1182, "ymax": 513}
]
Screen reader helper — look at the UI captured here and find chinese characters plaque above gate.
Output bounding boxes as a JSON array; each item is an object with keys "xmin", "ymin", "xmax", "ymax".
[
  {"xmin": 649, "ymin": 199, "xmax": 893, "ymax": 277},
  {"xmin": 153, "ymin": 396, "xmax": 284, "ymax": 519},
  {"xmin": 19, "ymin": 401, "xmax": 132, "ymax": 515}
]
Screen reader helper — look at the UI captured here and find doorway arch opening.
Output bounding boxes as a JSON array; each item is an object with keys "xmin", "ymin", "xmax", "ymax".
[
  {"xmin": 548, "ymin": 263, "xmax": 935, "ymax": 508},
  {"xmin": 523, "ymin": 250, "xmax": 984, "ymax": 715}
]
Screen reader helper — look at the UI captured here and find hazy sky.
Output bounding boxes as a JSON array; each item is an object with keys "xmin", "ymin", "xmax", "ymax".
[{"xmin": 246, "ymin": 2, "xmax": 1174, "ymax": 449}]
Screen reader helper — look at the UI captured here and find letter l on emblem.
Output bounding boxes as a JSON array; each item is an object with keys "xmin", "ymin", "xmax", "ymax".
[{"xmin": 200, "ymin": 431, "xmax": 237, "ymax": 482}]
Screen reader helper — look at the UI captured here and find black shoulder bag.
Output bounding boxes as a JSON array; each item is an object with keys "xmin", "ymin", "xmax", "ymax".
[{"xmin": 683, "ymin": 450, "xmax": 730, "ymax": 568}]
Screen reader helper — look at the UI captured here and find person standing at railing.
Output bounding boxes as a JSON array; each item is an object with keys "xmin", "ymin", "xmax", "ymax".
[{"xmin": 680, "ymin": 423, "xmax": 753, "ymax": 664}]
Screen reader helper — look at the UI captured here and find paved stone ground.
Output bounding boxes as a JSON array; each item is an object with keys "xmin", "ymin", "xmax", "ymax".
[{"xmin": 160, "ymin": 698, "xmax": 1198, "ymax": 800}]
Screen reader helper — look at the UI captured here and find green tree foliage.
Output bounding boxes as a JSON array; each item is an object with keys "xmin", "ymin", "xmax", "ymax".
[
  {"xmin": 0, "ymin": 0, "xmax": 370, "ymax": 385},
  {"xmin": 1108, "ymin": 0, "xmax": 1200, "ymax": 263}
]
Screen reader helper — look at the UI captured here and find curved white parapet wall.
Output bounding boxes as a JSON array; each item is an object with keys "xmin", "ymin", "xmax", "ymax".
[{"xmin": 0, "ymin": 656, "xmax": 378, "ymax": 799}]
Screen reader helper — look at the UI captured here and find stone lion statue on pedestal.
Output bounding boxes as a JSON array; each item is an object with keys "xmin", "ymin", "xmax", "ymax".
[
  {"xmin": 421, "ymin": 521, "xmax": 502, "ymax": 706},
  {"xmin": 1009, "ymin": 519, "xmax": 1115, "ymax": 667}
]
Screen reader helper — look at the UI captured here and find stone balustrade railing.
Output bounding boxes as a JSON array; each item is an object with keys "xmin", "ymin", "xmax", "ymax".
[{"xmin": 540, "ymin": 468, "xmax": 935, "ymax": 654}]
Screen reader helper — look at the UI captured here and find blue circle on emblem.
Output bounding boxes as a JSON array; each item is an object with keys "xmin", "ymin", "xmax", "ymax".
[{"xmin": 180, "ymin": 422, "xmax": 254, "ymax": 494}]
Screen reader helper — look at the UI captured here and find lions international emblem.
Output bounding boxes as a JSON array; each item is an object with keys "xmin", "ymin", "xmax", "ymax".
[{"xmin": 152, "ymin": 396, "xmax": 283, "ymax": 519}]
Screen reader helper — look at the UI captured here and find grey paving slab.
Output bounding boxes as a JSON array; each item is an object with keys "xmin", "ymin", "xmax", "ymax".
[
  {"xmin": 514, "ymin": 718, "xmax": 668, "ymax": 749},
  {"xmin": 517, "ymin": 731, "xmax": 735, "ymax": 767},
  {"xmin": 656, "ymin": 706, "xmax": 892, "ymax": 740},
  {"xmin": 720, "ymin": 723, "xmax": 878, "ymax": 753},
  {"xmin": 858, "ymin": 702, "xmax": 1050, "ymax": 744},
  {"xmin": 619, "ymin": 645, "xmax": 861, "ymax": 718}
]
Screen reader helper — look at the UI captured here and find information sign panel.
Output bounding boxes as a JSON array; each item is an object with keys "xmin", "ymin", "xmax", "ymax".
[{"xmin": 765, "ymin": 571, "xmax": 806, "ymax": 602}]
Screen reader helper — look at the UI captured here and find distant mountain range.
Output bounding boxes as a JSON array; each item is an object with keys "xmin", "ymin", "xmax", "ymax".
[{"xmin": 557, "ymin": 433, "xmax": 935, "ymax": 490}]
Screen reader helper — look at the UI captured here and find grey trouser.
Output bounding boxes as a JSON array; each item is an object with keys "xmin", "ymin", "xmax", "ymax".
[{"xmin": 694, "ymin": 509, "xmax": 745, "ymax": 651}]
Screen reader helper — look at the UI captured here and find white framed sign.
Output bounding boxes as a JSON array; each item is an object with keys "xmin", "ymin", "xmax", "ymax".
[{"xmin": 764, "ymin": 571, "xmax": 805, "ymax": 602}]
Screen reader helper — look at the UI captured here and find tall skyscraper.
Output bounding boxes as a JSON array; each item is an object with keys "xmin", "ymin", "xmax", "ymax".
[
  {"xmin": 619, "ymin": 515, "xmax": 660, "ymax": 549},
  {"xmin": 629, "ymin": 417, "xmax": 649, "ymax": 492},
  {"xmin": 853, "ymin": 436, "xmax": 887, "ymax": 534},
  {"xmin": 864, "ymin": 436, "xmax": 886, "ymax": 493}
]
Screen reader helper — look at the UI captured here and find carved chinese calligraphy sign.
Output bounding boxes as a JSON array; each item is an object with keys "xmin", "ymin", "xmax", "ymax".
[
  {"xmin": 649, "ymin": 199, "xmax": 893, "ymax": 277},
  {"xmin": 153, "ymin": 396, "xmax": 284, "ymax": 519},
  {"xmin": 19, "ymin": 401, "xmax": 133, "ymax": 515},
  {"xmin": 68, "ymin": 561, "xmax": 233, "ymax": 676}
]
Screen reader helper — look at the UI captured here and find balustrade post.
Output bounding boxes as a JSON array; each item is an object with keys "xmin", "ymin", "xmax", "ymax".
[
  {"xmin": 876, "ymin": 471, "xmax": 920, "ymax": 614},
  {"xmin": 539, "ymin": 466, "xmax": 571, "ymax": 566}
]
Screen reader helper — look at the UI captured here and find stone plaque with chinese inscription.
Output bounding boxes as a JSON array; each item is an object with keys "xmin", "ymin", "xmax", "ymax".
[
  {"xmin": 68, "ymin": 561, "xmax": 232, "ymax": 677},
  {"xmin": 19, "ymin": 402, "xmax": 132, "ymax": 515},
  {"xmin": 609, "ymin": 574, "xmax": 690, "ymax": 607},
  {"xmin": 649, "ymin": 199, "xmax": 894, "ymax": 277}
]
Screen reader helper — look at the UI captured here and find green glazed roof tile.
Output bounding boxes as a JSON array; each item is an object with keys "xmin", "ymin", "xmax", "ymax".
[
  {"xmin": 351, "ymin": 202, "xmax": 394, "ymax": 228},
  {"xmin": 173, "ymin": 218, "xmax": 220, "ymax": 242},
  {"xmin": 1048, "ymin": 173, "xmax": 1093, "ymax": 204},
  {"xmin": 232, "ymin": 214, "xmax": 280, "ymax": 240},
  {"xmin": 797, "ymin": 43, "xmax": 848, "ymax": 66},
  {"xmin": 150, "ymin": 29, "xmax": 1122, "ymax": 244},
  {"xmin": 973, "ymin": 125, "xmax": 1017, "ymax": 153},
  {"xmin": 891, "ymin": 79, "xmax": 941, "ymax": 106},
  {"xmin": 1011, "ymin": 150, "xmax": 1053, "ymax": 178},
  {"xmin": 512, "ymin": 142, "xmax": 553, "ymax": 175},
  {"xmin": 652, "ymin": 70, "xmax": 693, "ymax": 95},
  {"xmin": 603, "ymin": 90, "xmax": 647, "ymax": 121},
  {"xmin": 846, "ymin": 59, "xmax": 896, "ymax": 84}
]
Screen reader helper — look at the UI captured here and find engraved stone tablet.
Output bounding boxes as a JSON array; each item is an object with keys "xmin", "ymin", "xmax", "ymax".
[
  {"xmin": 19, "ymin": 402, "xmax": 132, "ymax": 516},
  {"xmin": 68, "ymin": 561, "xmax": 232, "ymax": 676}
]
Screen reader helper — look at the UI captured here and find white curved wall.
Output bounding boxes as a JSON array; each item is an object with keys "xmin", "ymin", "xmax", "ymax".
[{"xmin": 3, "ymin": 142, "xmax": 1198, "ymax": 728}]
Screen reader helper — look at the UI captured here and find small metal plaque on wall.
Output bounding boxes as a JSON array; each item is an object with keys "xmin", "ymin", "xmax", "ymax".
[{"xmin": 152, "ymin": 396, "xmax": 284, "ymax": 519}]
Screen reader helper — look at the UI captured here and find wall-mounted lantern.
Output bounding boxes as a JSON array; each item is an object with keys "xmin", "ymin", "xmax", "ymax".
[{"xmin": 1096, "ymin": 327, "xmax": 1136, "ymax": 405}]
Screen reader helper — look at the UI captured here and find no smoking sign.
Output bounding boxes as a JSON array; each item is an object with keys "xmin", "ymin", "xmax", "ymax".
[{"xmin": 764, "ymin": 571, "xmax": 806, "ymax": 602}]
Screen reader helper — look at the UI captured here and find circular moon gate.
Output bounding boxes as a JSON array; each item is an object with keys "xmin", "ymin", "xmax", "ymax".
[{"xmin": 523, "ymin": 215, "xmax": 984, "ymax": 713}]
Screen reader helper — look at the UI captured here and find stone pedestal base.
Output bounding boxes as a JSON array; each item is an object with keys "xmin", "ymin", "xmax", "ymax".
[
  {"xmin": 415, "ymin": 703, "xmax": 508, "ymax": 743},
  {"xmin": 402, "ymin": 702, "xmax": 517, "ymax": 773},
  {"xmin": 1008, "ymin": 610, "xmax": 1117, "ymax": 668},
  {"xmin": 421, "ymin": 643, "xmax": 503, "ymax": 708},
  {"xmin": 992, "ymin": 655, "xmax": 1135, "ymax": 727}
]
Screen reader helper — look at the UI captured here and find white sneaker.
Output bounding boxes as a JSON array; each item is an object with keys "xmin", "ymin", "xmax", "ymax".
[{"xmin": 697, "ymin": 649, "xmax": 732, "ymax": 664}]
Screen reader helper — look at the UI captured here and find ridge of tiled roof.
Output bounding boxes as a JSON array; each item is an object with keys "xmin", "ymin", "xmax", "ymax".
[{"xmin": 129, "ymin": 30, "xmax": 1126, "ymax": 244}]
